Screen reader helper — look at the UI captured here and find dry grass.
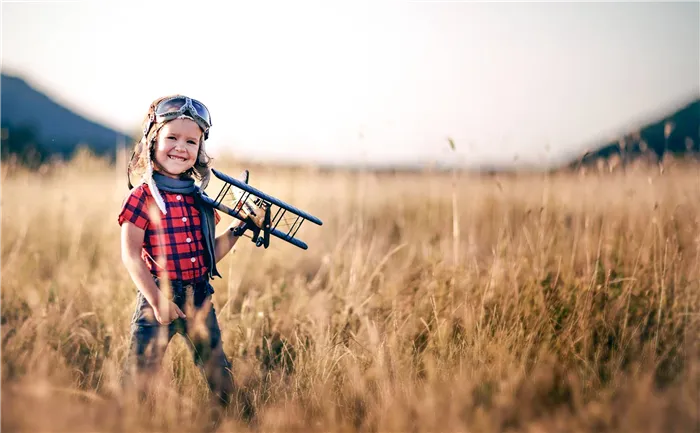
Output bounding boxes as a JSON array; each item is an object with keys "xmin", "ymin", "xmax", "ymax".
[{"xmin": 1, "ymin": 151, "xmax": 699, "ymax": 432}]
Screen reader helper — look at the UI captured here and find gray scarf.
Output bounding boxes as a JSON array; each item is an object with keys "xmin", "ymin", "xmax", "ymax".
[{"xmin": 152, "ymin": 172, "xmax": 221, "ymax": 280}]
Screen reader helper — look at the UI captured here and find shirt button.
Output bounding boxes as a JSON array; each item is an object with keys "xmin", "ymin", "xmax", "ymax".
[
  {"xmin": 191, "ymin": 257, "xmax": 196, "ymax": 263},
  {"xmin": 176, "ymin": 195, "xmax": 182, "ymax": 200},
  {"xmin": 182, "ymin": 217, "xmax": 187, "ymax": 222},
  {"xmin": 186, "ymin": 237, "xmax": 192, "ymax": 243}
]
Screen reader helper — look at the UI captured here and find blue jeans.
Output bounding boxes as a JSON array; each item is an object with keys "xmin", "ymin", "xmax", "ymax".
[{"xmin": 122, "ymin": 276, "xmax": 235, "ymax": 410}]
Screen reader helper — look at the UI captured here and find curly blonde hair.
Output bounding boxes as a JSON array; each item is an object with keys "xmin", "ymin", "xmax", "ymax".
[{"xmin": 127, "ymin": 94, "xmax": 213, "ymax": 189}]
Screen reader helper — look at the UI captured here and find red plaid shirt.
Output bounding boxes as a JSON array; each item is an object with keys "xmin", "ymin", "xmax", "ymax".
[{"xmin": 118, "ymin": 184, "xmax": 221, "ymax": 281}]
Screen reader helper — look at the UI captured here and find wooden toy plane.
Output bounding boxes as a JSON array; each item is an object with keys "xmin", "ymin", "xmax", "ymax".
[{"xmin": 198, "ymin": 168, "xmax": 323, "ymax": 250}]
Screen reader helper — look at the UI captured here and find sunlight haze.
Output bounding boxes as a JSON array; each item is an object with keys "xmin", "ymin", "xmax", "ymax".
[{"xmin": 2, "ymin": 0, "xmax": 699, "ymax": 168}]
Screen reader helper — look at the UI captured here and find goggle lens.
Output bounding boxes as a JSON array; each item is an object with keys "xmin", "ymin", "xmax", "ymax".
[{"xmin": 190, "ymin": 99, "xmax": 211, "ymax": 125}]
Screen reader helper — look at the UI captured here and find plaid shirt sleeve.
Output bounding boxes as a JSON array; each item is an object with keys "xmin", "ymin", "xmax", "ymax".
[{"xmin": 118, "ymin": 185, "xmax": 150, "ymax": 230}]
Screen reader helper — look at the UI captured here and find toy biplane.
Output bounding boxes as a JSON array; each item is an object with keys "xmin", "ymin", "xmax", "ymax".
[{"xmin": 198, "ymin": 168, "xmax": 323, "ymax": 250}]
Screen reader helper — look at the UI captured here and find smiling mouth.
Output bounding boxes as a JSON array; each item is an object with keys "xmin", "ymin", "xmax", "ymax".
[{"xmin": 168, "ymin": 155, "xmax": 187, "ymax": 162}]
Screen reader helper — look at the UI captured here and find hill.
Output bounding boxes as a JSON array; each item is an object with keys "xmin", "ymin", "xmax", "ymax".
[
  {"xmin": 568, "ymin": 97, "xmax": 700, "ymax": 171},
  {"xmin": 1, "ymin": 72, "xmax": 134, "ymax": 164}
]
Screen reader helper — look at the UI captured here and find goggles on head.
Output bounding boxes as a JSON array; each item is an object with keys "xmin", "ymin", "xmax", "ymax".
[{"xmin": 144, "ymin": 96, "xmax": 212, "ymax": 140}]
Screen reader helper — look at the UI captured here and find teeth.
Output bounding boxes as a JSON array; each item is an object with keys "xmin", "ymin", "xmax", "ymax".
[{"xmin": 169, "ymin": 156, "xmax": 186, "ymax": 161}]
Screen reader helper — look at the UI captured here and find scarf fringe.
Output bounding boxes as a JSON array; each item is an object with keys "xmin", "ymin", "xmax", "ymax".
[{"xmin": 145, "ymin": 161, "xmax": 168, "ymax": 215}]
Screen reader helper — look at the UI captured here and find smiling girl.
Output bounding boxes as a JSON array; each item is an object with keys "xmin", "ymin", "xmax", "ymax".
[{"xmin": 118, "ymin": 95, "xmax": 256, "ymax": 428}]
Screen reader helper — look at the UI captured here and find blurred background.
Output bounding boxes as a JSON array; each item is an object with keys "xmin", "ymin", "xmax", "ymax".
[
  {"xmin": 2, "ymin": 4, "xmax": 700, "ymax": 431},
  {"xmin": 2, "ymin": 0, "xmax": 699, "ymax": 172}
]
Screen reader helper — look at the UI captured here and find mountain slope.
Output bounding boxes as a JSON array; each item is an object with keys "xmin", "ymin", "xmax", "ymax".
[
  {"xmin": 1, "ymin": 72, "xmax": 134, "ymax": 160},
  {"xmin": 568, "ymin": 97, "xmax": 700, "ymax": 170}
]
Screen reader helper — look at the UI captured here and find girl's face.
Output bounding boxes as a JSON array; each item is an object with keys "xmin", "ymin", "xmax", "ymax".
[{"xmin": 153, "ymin": 118, "xmax": 202, "ymax": 179}]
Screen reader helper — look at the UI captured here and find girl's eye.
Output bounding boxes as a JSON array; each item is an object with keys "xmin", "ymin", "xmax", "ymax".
[
  {"xmin": 187, "ymin": 141, "xmax": 197, "ymax": 145},
  {"xmin": 168, "ymin": 136, "xmax": 176, "ymax": 140}
]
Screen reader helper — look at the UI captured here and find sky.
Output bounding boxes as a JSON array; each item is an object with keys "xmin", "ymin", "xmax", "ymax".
[{"xmin": 2, "ymin": 0, "xmax": 699, "ymax": 169}]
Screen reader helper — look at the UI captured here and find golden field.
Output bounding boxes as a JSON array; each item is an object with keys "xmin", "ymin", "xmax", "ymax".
[{"xmin": 1, "ymin": 151, "xmax": 698, "ymax": 432}]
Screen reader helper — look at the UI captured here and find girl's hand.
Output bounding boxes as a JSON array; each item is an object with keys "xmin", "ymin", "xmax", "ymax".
[
  {"xmin": 229, "ymin": 218, "xmax": 246, "ymax": 231},
  {"xmin": 153, "ymin": 300, "xmax": 186, "ymax": 324},
  {"xmin": 236, "ymin": 199, "xmax": 266, "ymax": 228}
]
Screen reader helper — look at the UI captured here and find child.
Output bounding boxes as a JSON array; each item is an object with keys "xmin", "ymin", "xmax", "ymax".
[{"xmin": 118, "ymin": 95, "xmax": 256, "ymax": 428}]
